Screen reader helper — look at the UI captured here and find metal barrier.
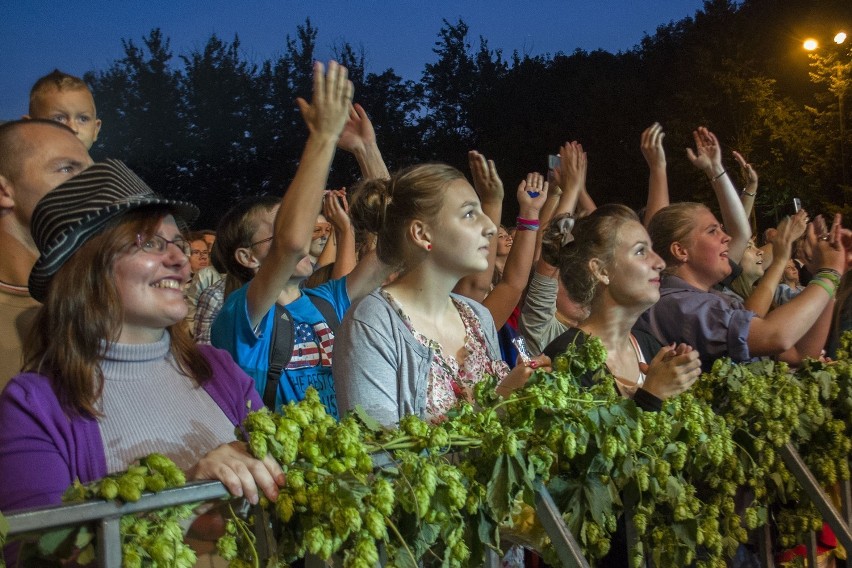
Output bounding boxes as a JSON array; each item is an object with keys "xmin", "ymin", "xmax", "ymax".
[
  {"xmin": 4, "ymin": 479, "xmax": 590, "ymax": 567},
  {"xmin": 5, "ymin": 481, "xmax": 230, "ymax": 567},
  {"xmin": 8, "ymin": 446, "xmax": 852, "ymax": 568}
]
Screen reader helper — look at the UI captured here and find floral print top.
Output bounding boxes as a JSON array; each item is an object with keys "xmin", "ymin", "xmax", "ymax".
[{"xmin": 381, "ymin": 289, "xmax": 510, "ymax": 422}]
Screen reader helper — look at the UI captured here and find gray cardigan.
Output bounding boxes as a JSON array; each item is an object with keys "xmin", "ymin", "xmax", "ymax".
[{"xmin": 332, "ymin": 289, "xmax": 502, "ymax": 426}]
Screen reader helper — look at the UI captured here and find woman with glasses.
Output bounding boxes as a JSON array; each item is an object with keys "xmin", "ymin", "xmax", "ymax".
[{"xmin": 0, "ymin": 160, "xmax": 285, "ymax": 567}]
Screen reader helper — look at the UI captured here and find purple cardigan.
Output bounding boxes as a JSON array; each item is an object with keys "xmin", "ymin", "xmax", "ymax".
[{"xmin": 0, "ymin": 345, "xmax": 262, "ymax": 513}]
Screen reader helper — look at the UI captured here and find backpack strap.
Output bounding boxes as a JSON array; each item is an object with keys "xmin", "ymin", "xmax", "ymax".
[
  {"xmin": 264, "ymin": 303, "xmax": 295, "ymax": 410},
  {"xmin": 264, "ymin": 294, "xmax": 340, "ymax": 410},
  {"xmin": 306, "ymin": 294, "xmax": 340, "ymax": 332}
]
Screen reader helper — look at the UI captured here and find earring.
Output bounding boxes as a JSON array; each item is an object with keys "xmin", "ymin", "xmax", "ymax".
[
  {"xmin": 602, "ymin": 276, "xmax": 610, "ymax": 285},
  {"xmin": 426, "ymin": 244, "xmax": 432, "ymax": 251}
]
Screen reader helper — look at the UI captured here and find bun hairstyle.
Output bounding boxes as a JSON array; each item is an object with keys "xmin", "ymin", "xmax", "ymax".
[
  {"xmin": 647, "ymin": 202, "xmax": 707, "ymax": 276},
  {"xmin": 349, "ymin": 163, "xmax": 466, "ymax": 270},
  {"xmin": 541, "ymin": 204, "xmax": 640, "ymax": 307}
]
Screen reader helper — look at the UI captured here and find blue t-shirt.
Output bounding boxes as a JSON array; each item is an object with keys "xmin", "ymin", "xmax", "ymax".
[{"xmin": 211, "ymin": 278, "xmax": 350, "ymax": 418}]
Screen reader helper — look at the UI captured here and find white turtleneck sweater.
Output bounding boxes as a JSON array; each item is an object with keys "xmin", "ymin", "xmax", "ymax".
[{"xmin": 97, "ymin": 333, "xmax": 236, "ymax": 474}]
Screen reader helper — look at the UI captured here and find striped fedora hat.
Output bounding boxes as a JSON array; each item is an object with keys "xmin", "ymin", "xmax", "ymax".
[{"xmin": 28, "ymin": 159, "xmax": 199, "ymax": 302}]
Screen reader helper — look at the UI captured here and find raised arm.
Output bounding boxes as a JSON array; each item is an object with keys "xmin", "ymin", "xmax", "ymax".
[
  {"xmin": 748, "ymin": 215, "xmax": 846, "ymax": 360},
  {"xmin": 686, "ymin": 127, "xmax": 751, "ymax": 262},
  {"xmin": 732, "ymin": 151, "xmax": 759, "ymax": 219},
  {"xmin": 481, "ymin": 173, "xmax": 549, "ymax": 327},
  {"xmin": 519, "ymin": 144, "xmax": 588, "ymax": 352},
  {"xmin": 640, "ymin": 122, "xmax": 669, "ymax": 226},
  {"xmin": 743, "ymin": 211, "xmax": 807, "ymax": 317},
  {"xmin": 534, "ymin": 141, "xmax": 587, "ymax": 271},
  {"xmin": 551, "ymin": 141, "xmax": 587, "ymax": 218},
  {"xmin": 321, "ymin": 189, "xmax": 357, "ymax": 279},
  {"xmin": 246, "ymin": 61, "xmax": 353, "ymax": 328},
  {"xmin": 453, "ymin": 151, "xmax": 504, "ymax": 301},
  {"xmin": 337, "ymin": 103, "xmax": 389, "ymax": 181}
]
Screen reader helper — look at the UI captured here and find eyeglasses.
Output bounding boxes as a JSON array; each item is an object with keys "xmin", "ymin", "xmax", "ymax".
[
  {"xmin": 136, "ymin": 234, "xmax": 191, "ymax": 256},
  {"xmin": 190, "ymin": 248, "xmax": 210, "ymax": 258},
  {"xmin": 249, "ymin": 236, "xmax": 274, "ymax": 248}
]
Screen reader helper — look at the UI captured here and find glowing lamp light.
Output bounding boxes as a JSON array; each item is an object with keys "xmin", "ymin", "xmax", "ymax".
[
  {"xmin": 803, "ymin": 38, "xmax": 819, "ymax": 51},
  {"xmin": 835, "ymin": 32, "xmax": 847, "ymax": 45}
]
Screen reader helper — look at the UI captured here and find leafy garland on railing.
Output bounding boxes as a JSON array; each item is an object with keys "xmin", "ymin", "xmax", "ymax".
[
  {"xmin": 2, "ymin": 454, "xmax": 194, "ymax": 568},
  {"xmin": 3, "ymin": 332, "xmax": 852, "ymax": 568}
]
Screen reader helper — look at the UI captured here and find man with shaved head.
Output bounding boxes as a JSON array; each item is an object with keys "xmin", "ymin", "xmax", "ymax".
[{"xmin": 0, "ymin": 119, "xmax": 93, "ymax": 386}]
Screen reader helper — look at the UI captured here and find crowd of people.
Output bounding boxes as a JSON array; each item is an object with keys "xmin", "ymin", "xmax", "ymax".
[{"xmin": 1, "ymin": 61, "xmax": 852, "ymax": 565}]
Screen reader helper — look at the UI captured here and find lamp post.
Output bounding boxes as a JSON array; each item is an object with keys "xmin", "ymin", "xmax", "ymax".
[{"xmin": 804, "ymin": 32, "xmax": 849, "ymax": 187}]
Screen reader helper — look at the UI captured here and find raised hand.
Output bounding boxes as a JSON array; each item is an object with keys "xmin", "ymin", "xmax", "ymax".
[
  {"xmin": 468, "ymin": 150, "xmax": 504, "ymax": 206},
  {"xmin": 295, "ymin": 61, "xmax": 354, "ymax": 140},
  {"xmin": 552, "ymin": 141, "xmax": 587, "ymax": 194},
  {"xmin": 732, "ymin": 150, "xmax": 758, "ymax": 188},
  {"xmin": 323, "ymin": 189, "xmax": 351, "ymax": 233},
  {"xmin": 641, "ymin": 122, "xmax": 666, "ymax": 170},
  {"xmin": 337, "ymin": 103, "xmax": 377, "ymax": 155},
  {"xmin": 517, "ymin": 172, "xmax": 549, "ymax": 217},
  {"xmin": 770, "ymin": 210, "xmax": 808, "ymax": 259},
  {"xmin": 804, "ymin": 213, "xmax": 847, "ymax": 275},
  {"xmin": 686, "ymin": 127, "xmax": 724, "ymax": 177}
]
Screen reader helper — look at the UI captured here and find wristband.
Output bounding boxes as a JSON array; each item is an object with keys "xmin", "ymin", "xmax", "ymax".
[
  {"xmin": 814, "ymin": 269, "xmax": 841, "ymax": 287},
  {"xmin": 516, "ymin": 216, "xmax": 540, "ymax": 232},
  {"xmin": 808, "ymin": 278, "xmax": 836, "ymax": 298},
  {"xmin": 709, "ymin": 169, "xmax": 728, "ymax": 182},
  {"xmin": 741, "ymin": 190, "xmax": 756, "ymax": 197}
]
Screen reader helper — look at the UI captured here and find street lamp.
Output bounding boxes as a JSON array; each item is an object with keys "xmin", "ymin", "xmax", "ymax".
[{"xmin": 803, "ymin": 31, "xmax": 849, "ymax": 187}]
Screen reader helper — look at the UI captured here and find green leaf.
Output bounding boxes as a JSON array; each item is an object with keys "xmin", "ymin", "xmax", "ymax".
[
  {"xmin": 350, "ymin": 405, "xmax": 383, "ymax": 433},
  {"xmin": 37, "ymin": 526, "xmax": 77, "ymax": 556},
  {"xmin": 74, "ymin": 526, "xmax": 94, "ymax": 549},
  {"xmin": 582, "ymin": 475, "xmax": 611, "ymax": 526},
  {"xmin": 486, "ymin": 454, "xmax": 510, "ymax": 519},
  {"xmin": 391, "ymin": 546, "xmax": 419, "ymax": 568},
  {"xmin": 76, "ymin": 543, "xmax": 96, "ymax": 565},
  {"xmin": 665, "ymin": 476, "xmax": 682, "ymax": 501},
  {"xmin": 475, "ymin": 508, "xmax": 498, "ymax": 552},
  {"xmin": 0, "ymin": 510, "xmax": 8, "ymax": 541},
  {"xmin": 671, "ymin": 518, "xmax": 698, "ymax": 548},
  {"xmin": 410, "ymin": 522, "xmax": 439, "ymax": 559}
]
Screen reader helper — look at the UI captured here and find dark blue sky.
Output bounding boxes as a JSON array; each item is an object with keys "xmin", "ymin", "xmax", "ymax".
[{"xmin": 1, "ymin": 0, "xmax": 708, "ymax": 120}]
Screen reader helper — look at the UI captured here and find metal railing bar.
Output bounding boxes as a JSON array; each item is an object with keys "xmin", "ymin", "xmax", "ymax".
[
  {"xmin": 5, "ymin": 481, "xmax": 229, "ymax": 536},
  {"xmin": 756, "ymin": 523, "xmax": 775, "ymax": 567},
  {"xmin": 807, "ymin": 530, "xmax": 819, "ymax": 568},
  {"xmin": 97, "ymin": 517, "xmax": 121, "ymax": 568},
  {"xmin": 533, "ymin": 481, "xmax": 591, "ymax": 568},
  {"xmin": 780, "ymin": 443, "xmax": 852, "ymax": 553}
]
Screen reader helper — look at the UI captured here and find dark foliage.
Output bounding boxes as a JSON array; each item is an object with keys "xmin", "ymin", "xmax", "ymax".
[{"xmin": 83, "ymin": 1, "xmax": 852, "ymax": 231}]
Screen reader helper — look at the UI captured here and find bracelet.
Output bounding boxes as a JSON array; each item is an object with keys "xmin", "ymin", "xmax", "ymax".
[
  {"xmin": 814, "ymin": 269, "xmax": 841, "ymax": 287},
  {"xmin": 709, "ymin": 169, "xmax": 728, "ymax": 182},
  {"xmin": 808, "ymin": 278, "xmax": 836, "ymax": 298},
  {"xmin": 741, "ymin": 190, "xmax": 756, "ymax": 197},
  {"xmin": 516, "ymin": 216, "xmax": 540, "ymax": 232},
  {"xmin": 516, "ymin": 223, "xmax": 539, "ymax": 232},
  {"xmin": 516, "ymin": 216, "xmax": 539, "ymax": 225}
]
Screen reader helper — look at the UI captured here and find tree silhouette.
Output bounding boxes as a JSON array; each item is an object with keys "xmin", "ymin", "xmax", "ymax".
[{"xmin": 81, "ymin": 1, "xmax": 852, "ymax": 232}]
